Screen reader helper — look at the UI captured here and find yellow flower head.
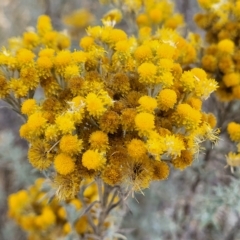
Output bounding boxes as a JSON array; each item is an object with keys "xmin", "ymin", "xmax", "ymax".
[
  {"xmin": 121, "ymin": 108, "xmax": 137, "ymax": 131},
  {"xmin": 82, "ymin": 150, "xmax": 106, "ymax": 170},
  {"xmin": 157, "ymin": 89, "xmax": 177, "ymax": 111},
  {"xmin": 37, "ymin": 56, "xmax": 53, "ymax": 69},
  {"xmin": 37, "ymin": 15, "xmax": 52, "ymax": 35},
  {"xmin": 174, "ymin": 104, "xmax": 202, "ymax": 130},
  {"xmin": 85, "ymin": 93, "xmax": 106, "ymax": 117},
  {"xmin": 28, "ymin": 140, "xmax": 53, "ymax": 170},
  {"xmin": 149, "ymin": 8, "xmax": 163, "ymax": 24},
  {"xmin": 21, "ymin": 99, "xmax": 38, "ymax": 116},
  {"xmin": 54, "ymin": 153, "xmax": 75, "ymax": 175},
  {"xmin": 27, "ymin": 112, "xmax": 47, "ymax": 133},
  {"xmin": 226, "ymin": 152, "xmax": 240, "ymax": 170},
  {"xmin": 146, "ymin": 133, "xmax": 166, "ymax": 160},
  {"xmin": 110, "ymin": 73, "xmax": 130, "ymax": 94},
  {"xmin": 134, "ymin": 45, "xmax": 152, "ymax": 62},
  {"xmin": 223, "ymin": 73, "xmax": 240, "ymax": 87},
  {"xmin": 218, "ymin": 39, "xmax": 235, "ymax": 55},
  {"xmin": 64, "ymin": 65, "xmax": 79, "ymax": 80},
  {"xmin": 55, "ymin": 113, "xmax": 75, "ymax": 134},
  {"xmin": 152, "ymin": 161, "xmax": 170, "ymax": 180},
  {"xmin": 191, "ymin": 68, "xmax": 207, "ymax": 81},
  {"xmin": 102, "ymin": 165, "xmax": 123, "ymax": 185},
  {"xmin": 60, "ymin": 134, "xmax": 83, "ymax": 155},
  {"xmin": 186, "ymin": 97, "xmax": 201, "ymax": 111},
  {"xmin": 179, "ymin": 71, "xmax": 195, "ymax": 92},
  {"xmin": 135, "ymin": 112, "xmax": 155, "ymax": 135},
  {"xmin": 127, "ymin": 139, "xmax": 147, "ymax": 159},
  {"xmin": 108, "ymin": 29, "xmax": 127, "ymax": 45},
  {"xmin": 201, "ymin": 54, "xmax": 217, "ymax": 72},
  {"xmin": 227, "ymin": 122, "xmax": 240, "ymax": 142},
  {"xmin": 102, "ymin": 9, "xmax": 122, "ymax": 26},
  {"xmin": 99, "ymin": 110, "xmax": 120, "ymax": 133},
  {"xmin": 157, "ymin": 43, "xmax": 177, "ymax": 59},
  {"xmin": 165, "ymin": 135, "xmax": 185, "ymax": 158},
  {"xmin": 172, "ymin": 150, "xmax": 193, "ymax": 170},
  {"xmin": 54, "ymin": 50, "xmax": 72, "ymax": 73},
  {"xmin": 16, "ymin": 49, "xmax": 35, "ymax": 66},
  {"xmin": 89, "ymin": 131, "xmax": 109, "ymax": 151},
  {"xmin": 79, "ymin": 36, "xmax": 95, "ymax": 50},
  {"xmin": 138, "ymin": 62, "xmax": 157, "ymax": 84},
  {"xmin": 136, "ymin": 13, "xmax": 150, "ymax": 27},
  {"xmin": 138, "ymin": 95, "xmax": 157, "ymax": 113},
  {"xmin": 23, "ymin": 32, "xmax": 39, "ymax": 48}
]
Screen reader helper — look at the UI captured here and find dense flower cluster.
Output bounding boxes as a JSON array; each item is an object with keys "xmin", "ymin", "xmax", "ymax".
[
  {"xmin": 195, "ymin": 0, "xmax": 240, "ymax": 101},
  {"xmin": 0, "ymin": 5, "xmax": 219, "ymax": 200},
  {"xmin": 195, "ymin": 0, "xmax": 240, "ymax": 170},
  {"xmin": 8, "ymin": 178, "xmax": 115, "ymax": 239}
]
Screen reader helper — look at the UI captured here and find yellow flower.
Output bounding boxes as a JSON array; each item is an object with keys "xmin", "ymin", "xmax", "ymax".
[
  {"xmin": 226, "ymin": 152, "xmax": 240, "ymax": 172},
  {"xmin": 227, "ymin": 122, "xmax": 240, "ymax": 142},
  {"xmin": 134, "ymin": 45, "xmax": 152, "ymax": 62},
  {"xmin": 37, "ymin": 56, "xmax": 53, "ymax": 69},
  {"xmin": 99, "ymin": 110, "xmax": 120, "ymax": 133},
  {"xmin": 27, "ymin": 112, "xmax": 47, "ymax": 133},
  {"xmin": 21, "ymin": 99, "xmax": 38, "ymax": 116},
  {"xmin": 102, "ymin": 165, "xmax": 123, "ymax": 186},
  {"xmin": 79, "ymin": 36, "xmax": 95, "ymax": 50},
  {"xmin": 174, "ymin": 104, "xmax": 202, "ymax": 131},
  {"xmin": 121, "ymin": 108, "xmax": 137, "ymax": 131},
  {"xmin": 54, "ymin": 153, "xmax": 75, "ymax": 175},
  {"xmin": 136, "ymin": 13, "xmax": 150, "ymax": 27},
  {"xmin": 191, "ymin": 68, "xmax": 207, "ymax": 81},
  {"xmin": 54, "ymin": 50, "xmax": 72, "ymax": 74},
  {"xmin": 108, "ymin": 29, "xmax": 127, "ymax": 44},
  {"xmin": 64, "ymin": 65, "xmax": 79, "ymax": 79},
  {"xmin": 218, "ymin": 39, "xmax": 235, "ymax": 54},
  {"xmin": 82, "ymin": 150, "xmax": 106, "ymax": 170},
  {"xmin": 149, "ymin": 8, "xmax": 163, "ymax": 24},
  {"xmin": 165, "ymin": 135, "xmax": 185, "ymax": 158},
  {"xmin": 146, "ymin": 133, "xmax": 166, "ymax": 160},
  {"xmin": 152, "ymin": 161, "xmax": 170, "ymax": 180},
  {"xmin": 60, "ymin": 134, "xmax": 83, "ymax": 155},
  {"xmin": 37, "ymin": 15, "xmax": 52, "ymax": 35},
  {"xmin": 63, "ymin": 8, "xmax": 94, "ymax": 28},
  {"xmin": 55, "ymin": 113, "xmax": 75, "ymax": 134},
  {"xmin": 157, "ymin": 89, "xmax": 177, "ymax": 111},
  {"xmin": 172, "ymin": 150, "xmax": 193, "ymax": 170},
  {"xmin": 223, "ymin": 73, "xmax": 240, "ymax": 87},
  {"xmin": 138, "ymin": 95, "xmax": 157, "ymax": 113},
  {"xmin": 201, "ymin": 54, "xmax": 217, "ymax": 72},
  {"xmin": 85, "ymin": 93, "xmax": 106, "ymax": 117},
  {"xmin": 89, "ymin": 131, "xmax": 109, "ymax": 151},
  {"xmin": 138, "ymin": 62, "xmax": 157, "ymax": 84},
  {"xmin": 127, "ymin": 139, "xmax": 147, "ymax": 159},
  {"xmin": 187, "ymin": 97, "xmax": 202, "ymax": 111},
  {"xmin": 135, "ymin": 112, "xmax": 155, "ymax": 135},
  {"xmin": 157, "ymin": 43, "xmax": 177, "ymax": 59},
  {"xmin": 179, "ymin": 71, "xmax": 195, "ymax": 92},
  {"xmin": 28, "ymin": 140, "xmax": 53, "ymax": 170},
  {"xmin": 109, "ymin": 73, "xmax": 130, "ymax": 94},
  {"xmin": 23, "ymin": 32, "xmax": 39, "ymax": 48},
  {"xmin": 16, "ymin": 48, "xmax": 35, "ymax": 66},
  {"xmin": 0, "ymin": 74, "xmax": 9, "ymax": 97},
  {"xmin": 102, "ymin": 9, "xmax": 122, "ymax": 26}
]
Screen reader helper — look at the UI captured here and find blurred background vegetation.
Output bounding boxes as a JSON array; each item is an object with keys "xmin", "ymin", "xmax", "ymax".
[{"xmin": 1, "ymin": 0, "xmax": 239, "ymax": 239}]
